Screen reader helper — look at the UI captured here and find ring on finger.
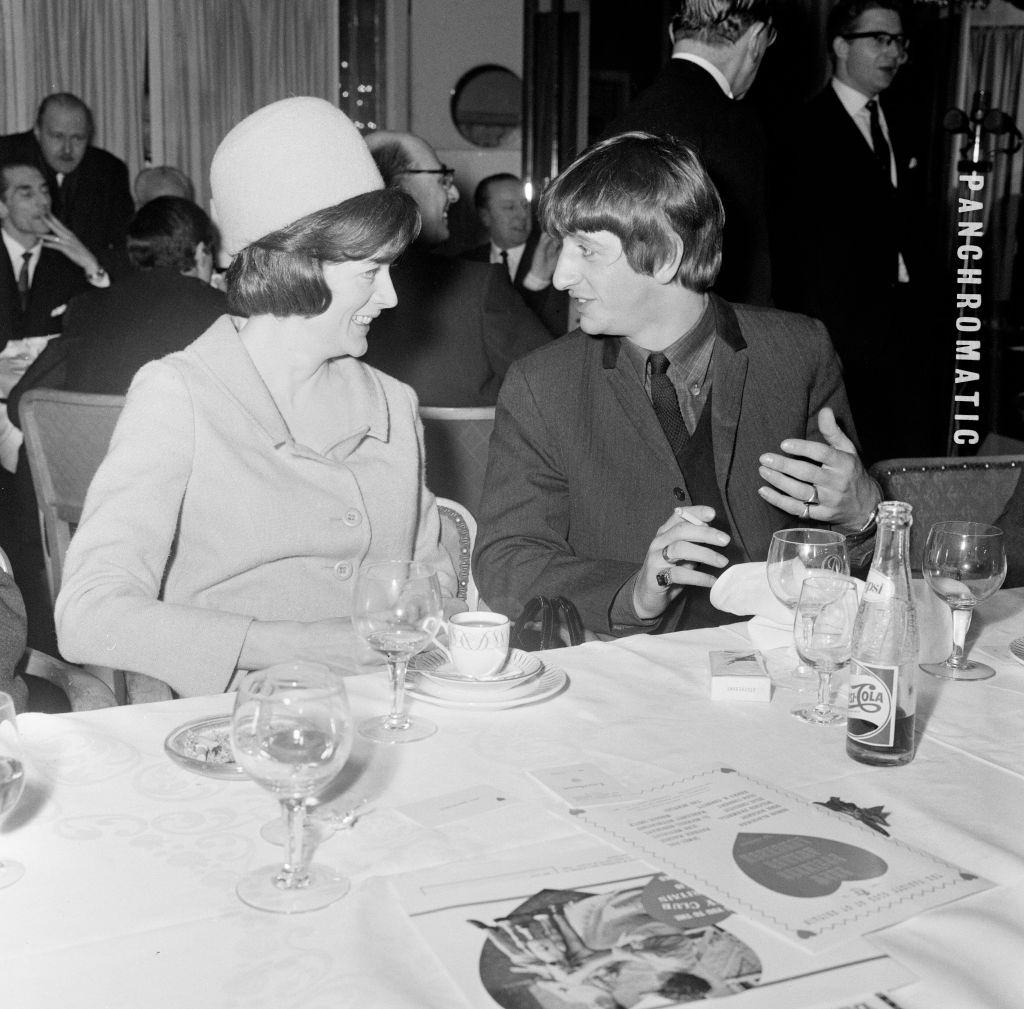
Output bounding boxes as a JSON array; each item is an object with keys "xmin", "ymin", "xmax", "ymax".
[
  {"xmin": 806, "ymin": 485, "xmax": 819, "ymax": 506},
  {"xmin": 656, "ymin": 568, "xmax": 673, "ymax": 589},
  {"xmin": 661, "ymin": 544, "xmax": 673, "ymax": 564}
]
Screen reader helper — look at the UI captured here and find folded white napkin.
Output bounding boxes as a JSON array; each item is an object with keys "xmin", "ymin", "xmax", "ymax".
[{"xmin": 711, "ymin": 561, "xmax": 952, "ymax": 661}]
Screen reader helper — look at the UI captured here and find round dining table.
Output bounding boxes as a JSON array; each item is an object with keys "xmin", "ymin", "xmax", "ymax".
[{"xmin": 1, "ymin": 588, "xmax": 1022, "ymax": 1009}]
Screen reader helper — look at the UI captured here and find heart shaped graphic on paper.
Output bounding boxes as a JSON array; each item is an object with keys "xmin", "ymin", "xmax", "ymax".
[{"xmin": 732, "ymin": 832, "xmax": 888, "ymax": 898}]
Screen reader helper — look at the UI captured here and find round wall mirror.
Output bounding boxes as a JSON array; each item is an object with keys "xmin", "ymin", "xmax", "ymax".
[{"xmin": 451, "ymin": 64, "xmax": 522, "ymax": 149}]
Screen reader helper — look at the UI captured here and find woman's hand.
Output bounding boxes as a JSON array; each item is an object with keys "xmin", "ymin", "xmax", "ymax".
[{"xmin": 633, "ymin": 506, "xmax": 731, "ymax": 619}]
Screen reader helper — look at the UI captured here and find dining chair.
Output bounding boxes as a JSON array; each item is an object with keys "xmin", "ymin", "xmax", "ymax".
[
  {"xmin": 0, "ymin": 544, "xmax": 118, "ymax": 711},
  {"xmin": 869, "ymin": 453, "xmax": 1023, "ymax": 571},
  {"xmin": 436, "ymin": 496, "xmax": 479, "ymax": 610},
  {"xmin": 18, "ymin": 389, "xmax": 172, "ymax": 706},
  {"xmin": 419, "ymin": 406, "xmax": 495, "ymax": 518}
]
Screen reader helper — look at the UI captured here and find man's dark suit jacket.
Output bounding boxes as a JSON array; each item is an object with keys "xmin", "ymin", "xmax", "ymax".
[
  {"xmin": 0, "ymin": 131, "xmax": 133, "ymax": 276},
  {"xmin": 770, "ymin": 84, "xmax": 938, "ymax": 462},
  {"xmin": 8, "ymin": 268, "xmax": 227, "ymax": 420},
  {"xmin": 473, "ymin": 296, "xmax": 858, "ymax": 635},
  {"xmin": 0, "ymin": 246, "xmax": 89, "ymax": 344},
  {"xmin": 360, "ymin": 246, "xmax": 551, "ymax": 407},
  {"xmin": 601, "ymin": 59, "xmax": 772, "ymax": 307},
  {"xmin": 462, "ymin": 231, "xmax": 569, "ymax": 337}
]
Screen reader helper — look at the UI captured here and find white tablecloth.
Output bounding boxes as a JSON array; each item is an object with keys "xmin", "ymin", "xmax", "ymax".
[{"xmin": 2, "ymin": 590, "xmax": 1023, "ymax": 1009}]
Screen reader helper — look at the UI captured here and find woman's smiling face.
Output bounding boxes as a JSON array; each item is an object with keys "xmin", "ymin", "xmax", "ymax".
[{"xmin": 315, "ymin": 258, "xmax": 398, "ymax": 358}]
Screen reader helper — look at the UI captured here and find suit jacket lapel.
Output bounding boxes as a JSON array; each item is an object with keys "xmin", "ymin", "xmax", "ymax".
[
  {"xmin": 514, "ymin": 232, "xmax": 538, "ymax": 288},
  {"xmin": 598, "ymin": 337, "xmax": 680, "ymax": 473},
  {"xmin": 709, "ymin": 296, "xmax": 750, "ymax": 550}
]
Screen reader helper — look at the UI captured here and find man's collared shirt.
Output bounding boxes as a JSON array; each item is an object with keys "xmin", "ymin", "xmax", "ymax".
[
  {"xmin": 831, "ymin": 78, "xmax": 909, "ymax": 282},
  {"xmin": 672, "ymin": 53, "xmax": 733, "ymax": 99},
  {"xmin": 621, "ymin": 296, "xmax": 716, "ymax": 436},
  {"xmin": 489, "ymin": 241, "xmax": 525, "ymax": 283},
  {"xmin": 2, "ymin": 229, "xmax": 42, "ymax": 287}
]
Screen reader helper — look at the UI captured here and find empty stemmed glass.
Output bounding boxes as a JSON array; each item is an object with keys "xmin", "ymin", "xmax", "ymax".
[
  {"xmin": 0, "ymin": 692, "xmax": 26, "ymax": 888},
  {"xmin": 230, "ymin": 662, "xmax": 353, "ymax": 913},
  {"xmin": 920, "ymin": 521, "xmax": 1006, "ymax": 681},
  {"xmin": 791, "ymin": 575, "xmax": 860, "ymax": 725},
  {"xmin": 766, "ymin": 529, "xmax": 850, "ymax": 690},
  {"xmin": 352, "ymin": 560, "xmax": 443, "ymax": 743}
]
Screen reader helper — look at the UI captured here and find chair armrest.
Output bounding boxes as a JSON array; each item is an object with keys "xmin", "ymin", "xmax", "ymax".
[{"xmin": 17, "ymin": 650, "xmax": 119, "ymax": 710}]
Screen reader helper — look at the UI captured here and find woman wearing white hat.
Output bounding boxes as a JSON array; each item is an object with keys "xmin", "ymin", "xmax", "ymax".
[{"xmin": 55, "ymin": 98, "xmax": 457, "ymax": 696}]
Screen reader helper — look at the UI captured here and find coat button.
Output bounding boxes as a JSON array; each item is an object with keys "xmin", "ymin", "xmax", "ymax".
[
  {"xmin": 333, "ymin": 560, "xmax": 353, "ymax": 580},
  {"xmin": 343, "ymin": 509, "xmax": 362, "ymax": 526}
]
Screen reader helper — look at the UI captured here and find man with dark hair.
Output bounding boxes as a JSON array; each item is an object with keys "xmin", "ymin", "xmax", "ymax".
[
  {"xmin": 474, "ymin": 132, "xmax": 880, "ymax": 635},
  {"xmin": 600, "ymin": 0, "xmax": 776, "ymax": 306},
  {"xmin": 359, "ymin": 131, "xmax": 550, "ymax": 407},
  {"xmin": 8, "ymin": 196, "xmax": 225, "ymax": 404},
  {"xmin": 0, "ymin": 160, "xmax": 109, "ymax": 344},
  {"xmin": 772, "ymin": 0, "xmax": 940, "ymax": 463},
  {"xmin": 0, "ymin": 93, "xmax": 134, "ymax": 276},
  {"xmin": 462, "ymin": 173, "xmax": 569, "ymax": 336}
]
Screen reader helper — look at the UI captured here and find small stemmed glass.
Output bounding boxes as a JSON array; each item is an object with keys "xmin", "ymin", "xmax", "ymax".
[
  {"xmin": 766, "ymin": 529, "xmax": 850, "ymax": 690},
  {"xmin": 230, "ymin": 662, "xmax": 353, "ymax": 913},
  {"xmin": 352, "ymin": 560, "xmax": 443, "ymax": 744},
  {"xmin": 921, "ymin": 521, "xmax": 1007, "ymax": 681},
  {"xmin": 0, "ymin": 692, "xmax": 26, "ymax": 888},
  {"xmin": 791, "ymin": 575, "xmax": 860, "ymax": 725}
]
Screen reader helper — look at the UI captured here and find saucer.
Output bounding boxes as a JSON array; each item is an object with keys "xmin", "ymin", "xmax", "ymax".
[
  {"xmin": 164, "ymin": 715, "xmax": 248, "ymax": 779},
  {"xmin": 411, "ymin": 647, "xmax": 543, "ymax": 695},
  {"xmin": 407, "ymin": 664, "xmax": 569, "ymax": 710}
]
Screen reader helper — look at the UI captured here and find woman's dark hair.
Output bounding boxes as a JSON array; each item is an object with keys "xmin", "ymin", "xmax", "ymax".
[
  {"xmin": 226, "ymin": 188, "xmax": 420, "ymax": 318},
  {"xmin": 126, "ymin": 196, "xmax": 215, "ymax": 272},
  {"xmin": 540, "ymin": 131, "xmax": 723, "ymax": 292}
]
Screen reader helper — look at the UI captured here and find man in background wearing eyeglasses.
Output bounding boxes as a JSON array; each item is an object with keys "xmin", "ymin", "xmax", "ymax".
[
  {"xmin": 772, "ymin": 0, "xmax": 944, "ymax": 464},
  {"xmin": 600, "ymin": 1, "xmax": 777, "ymax": 308},
  {"xmin": 361, "ymin": 132, "xmax": 550, "ymax": 408}
]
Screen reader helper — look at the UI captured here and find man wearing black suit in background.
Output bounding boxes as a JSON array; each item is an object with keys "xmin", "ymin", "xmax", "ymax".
[
  {"xmin": 0, "ymin": 161, "xmax": 108, "ymax": 344},
  {"xmin": 361, "ymin": 132, "xmax": 550, "ymax": 407},
  {"xmin": 462, "ymin": 174, "xmax": 569, "ymax": 337},
  {"xmin": 0, "ymin": 93, "xmax": 134, "ymax": 277},
  {"xmin": 601, "ymin": 0, "xmax": 777, "ymax": 307},
  {"xmin": 772, "ymin": 0, "xmax": 941, "ymax": 464}
]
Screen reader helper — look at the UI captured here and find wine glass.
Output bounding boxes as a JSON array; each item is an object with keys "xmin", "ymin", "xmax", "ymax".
[
  {"xmin": 766, "ymin": 529, "xmax": 850, "ymax": 690},
  {"xmin": 791, "ymin": 575, "xmax": 860, "ymax": 725},
  {"xmin": 920, "ymin": 521, "xmax": 1006, "ymax": 681},
  {"xmin": 352, "ymin": 560, "xmax": 443, "ymax": 744},
  {"xmin": 230, "ymin": 662, "xmax": 353, "ymax": 913},
  {"xmin": 0, "ymin": 692, "xmax": 26, "ymax": 888}
]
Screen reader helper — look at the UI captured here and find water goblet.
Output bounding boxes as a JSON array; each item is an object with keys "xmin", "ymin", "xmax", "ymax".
[
  {"xmin": 352, "ymin": 560, "xmax": 443, "ymax": 743},
  {"xmin": 230, "ymin": 662, "xmax": 353, "ymax": 913},
  {"xmin": 0, "ymin": 692, "xmax": 26, "ymax": 888},
  {"xmin": 791, "ymin": 575, "xmax": 860, "ymax": 725},
  {"xmin": 920, "ymin": 521, "xmax": 1006, "ymax": 681},
  {"xmin": 766, "ymin": 528, "xmax": 850, "ymax": 690}
]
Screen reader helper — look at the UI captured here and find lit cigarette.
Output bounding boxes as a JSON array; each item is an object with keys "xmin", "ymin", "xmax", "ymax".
[{"xmin": 674, "ymin": 507, "xmax": 707, "ymax": 526}]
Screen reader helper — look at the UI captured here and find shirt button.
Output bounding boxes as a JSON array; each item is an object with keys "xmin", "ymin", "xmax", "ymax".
[
  {"xmin": 343, "ymin": 509, "xmax": 362, "ymax": 526},
  {"xmin": 333, "ymin": 560, "xmax": 353, "ymax": 580}
]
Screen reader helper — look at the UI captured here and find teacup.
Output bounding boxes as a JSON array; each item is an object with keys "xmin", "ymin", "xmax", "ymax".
[{"xmin": 442, "ymin": 611, "xmax": 511, "ymax": 679}]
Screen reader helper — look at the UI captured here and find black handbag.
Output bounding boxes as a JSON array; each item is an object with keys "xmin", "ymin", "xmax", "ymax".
[{"xmin": 510, "ymin": 596, "xmax": 587, "ymax": 651}]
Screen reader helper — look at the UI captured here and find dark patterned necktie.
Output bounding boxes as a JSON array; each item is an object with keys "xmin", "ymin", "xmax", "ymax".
[
  {"xmin": 500, "ymin": 249, "xmax": 511, "ymax": 282},
  {"xmin": 866, "ymin": 100, "xmax": 892, "ymax": 183},
  {"xmin": 649, "ymin": 352, "xmax": 688, "ymax": 456},
  {"xmin": 17, "ymin": 251, "xmax": 32, "ymax": 312}
]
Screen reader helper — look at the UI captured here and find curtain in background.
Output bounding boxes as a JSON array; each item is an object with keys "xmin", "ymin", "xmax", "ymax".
[
  {"xmin": 968, "ymin": 25, "xmax": 1024, "ymax": 302},
  {"xmin": 0, "ymin": 0, "xmax": 146, "ymax": 188},
  {"xmin": 152, "ymin": 0, "xmax": 339, "ymax": 213}
]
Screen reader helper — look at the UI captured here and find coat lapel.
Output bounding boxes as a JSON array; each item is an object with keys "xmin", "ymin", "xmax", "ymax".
[
  {"xmin": 598, "ymin": 336, "xmax": 681, "ymax": 473},
  {"xmin": 709, "ymin": 297, "xmax": 750, "ymax": 551}
]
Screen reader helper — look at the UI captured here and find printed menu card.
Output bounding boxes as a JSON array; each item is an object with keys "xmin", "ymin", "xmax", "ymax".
[
  {"xmin": 392, "ymin": 833, "xmax": 913, "ymax": 1009},
  {"xmin": 571, "ymin": 766, "xmax": 991, "ymax": 951}
]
